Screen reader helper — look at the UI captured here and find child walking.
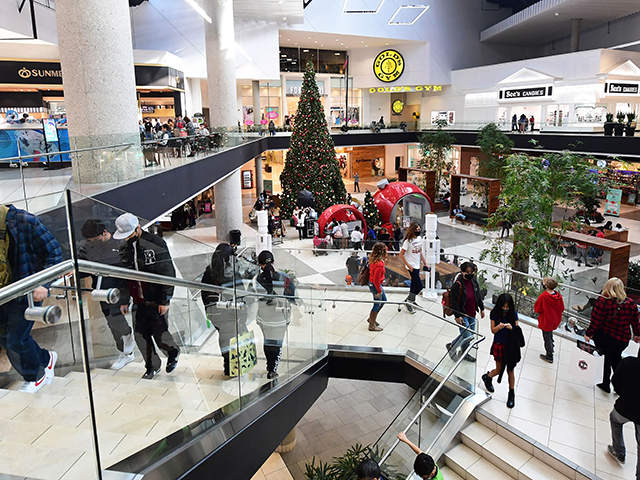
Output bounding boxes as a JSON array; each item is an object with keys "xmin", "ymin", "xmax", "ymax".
[{"xmin": 534, "ymin": 277, "xmax": 564, "ymax": 363}]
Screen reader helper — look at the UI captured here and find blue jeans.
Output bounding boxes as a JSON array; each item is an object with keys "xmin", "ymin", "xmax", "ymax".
[
  {"xmin": 451, "ymin": 315, "xmax": 477, "ymax": 351},
  {"xmin": 0, "ymin": 300, "xmax": 51, "ymax": 381},
  {"xmin": 409, "ymin": 268, "xmax": 423, "ymax": 295},
  {"xmin": 369, "ymin": 285, "xmax": 387, "ymax": 312}
]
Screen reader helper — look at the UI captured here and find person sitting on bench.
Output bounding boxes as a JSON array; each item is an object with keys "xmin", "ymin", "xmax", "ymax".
[{"xmin": 453, "ymin": 205, "xmax": 466, "ymax": 220}]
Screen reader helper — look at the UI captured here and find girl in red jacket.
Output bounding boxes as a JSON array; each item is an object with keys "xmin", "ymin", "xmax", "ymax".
[
  {"xmin": 367, "ymin": 242, "xmax": 387, "ymax": 332},
  {"xmin": 534, "ymin": 277, "xmax": 565, "ymax": 364}
]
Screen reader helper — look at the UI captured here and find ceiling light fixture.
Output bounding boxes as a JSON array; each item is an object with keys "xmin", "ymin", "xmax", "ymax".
[
  {"xmin": 388, "ymin": 4, "xmax": 430, "ymax": 25},
  {"xmin": 335, "ymin": 52, "xmax": 341, "ymax": 55},
  {"xmin": 555, "ymin": 12, "xmax": 559, "ymax": 16},
  {"xmin": 182, "ymin": 0, "xmax": 212, "ymax": 23},
  {"xmin": 342, "ymin": 0, "xmax": 386, "ymax": 14},
  {"xmin": 283, "ymin": 16, "xmax": 287, "ymax": 20},
  {"xmin": 278, "ymin": 0, "xmax": 283, "ymax": 4},
  {"xmin": 303, "ymin": 49, "xmax": 309, "ymax": 52}
]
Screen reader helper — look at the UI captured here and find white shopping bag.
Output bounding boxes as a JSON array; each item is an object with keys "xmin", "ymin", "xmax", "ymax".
[{"xmin": 568, "ymin": 340, "xmax": 604, "ymax": 385}]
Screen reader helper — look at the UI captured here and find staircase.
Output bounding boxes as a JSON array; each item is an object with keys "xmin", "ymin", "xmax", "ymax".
[
  {"xmin": 444, "ymin": 416, "xmax": 579, "ymax": 480},
  {"xmin": 0, "ymin": 353, "xmax": 272, "ymax": 480}
]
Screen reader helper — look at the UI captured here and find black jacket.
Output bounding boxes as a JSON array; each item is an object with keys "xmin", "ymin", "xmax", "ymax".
[
  {"xmin": 78, "ymin": 236, "xmax": 128, "ymax": 306},
  {"xmin": 449, "ymin": 274, "xmax": 484, "ymax": 318},
  {"xmin": 612, "ymin": 355, "xmax": 640, "ymax": 423},
  {"xmin": 120, "ymin": 231, "xmax": 175, "ymax": 306},
  {"xmin": 498, "ymin": 325, "xmax": 525, "ymax": 382}
]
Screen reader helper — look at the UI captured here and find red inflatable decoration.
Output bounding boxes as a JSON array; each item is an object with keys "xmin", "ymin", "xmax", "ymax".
[
  {"xmin": 317, "ymin": 205, "xmax": 368, "ymax": 237},
  {"xmin": 373, "ymin": 181, "xmax": 433, "ymax": 225}
]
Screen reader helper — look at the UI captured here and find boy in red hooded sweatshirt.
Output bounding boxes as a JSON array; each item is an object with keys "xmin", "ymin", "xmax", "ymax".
[{"xmin": 534, "ymin": 277, "xmax": 565, "ymax": 364}]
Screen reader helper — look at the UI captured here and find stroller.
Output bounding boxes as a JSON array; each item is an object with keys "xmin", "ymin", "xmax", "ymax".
[
  {"xmin": 271, "ymin": 215, "xmax": 286, "ymax": 245},
  {"xmin": 313, "ymin": 235, "xmax": 329, "ymax": 256}
]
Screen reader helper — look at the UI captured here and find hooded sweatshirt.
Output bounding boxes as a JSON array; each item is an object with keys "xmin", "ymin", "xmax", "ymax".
[{"xmin": 534, "ymin": 290, "xmax": 565, "ymax": 332}]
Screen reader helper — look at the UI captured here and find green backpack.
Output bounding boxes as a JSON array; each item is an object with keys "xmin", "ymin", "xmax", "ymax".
[{"xmin": 0, "ymin": 205, "xmax": 12, "ymax": 288}]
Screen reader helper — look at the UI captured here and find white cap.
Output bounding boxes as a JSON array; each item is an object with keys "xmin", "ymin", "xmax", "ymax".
[{"xmin": 112, "ymin": 213, "xmax": 139, "ymax": 239}]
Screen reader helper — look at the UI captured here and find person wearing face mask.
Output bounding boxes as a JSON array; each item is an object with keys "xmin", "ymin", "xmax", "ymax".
[
  {"xmin": 201, "ymin": 243, "xmax": 248, "ymax": 377},
  {"xmin": 447, "ymin": 262, "xmax": 485, "ymax": 362},
  {"xmin": 78, "ymin": 219, "xmax": 134, "ymax": 370},
  {"xmin": 399, "ymin": 223, "xmax": 428, "ymax": 314},
  {"xmin": 482, "ymin": 293, "xmax": 524, "ymax": 408},
  {"xmin": 114, "ymin": 213, "xmax": 180, "ymax": 380}
]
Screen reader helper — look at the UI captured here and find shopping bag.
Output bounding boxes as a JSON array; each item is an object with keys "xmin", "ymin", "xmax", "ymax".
[
  {"xmin": 567, "ymin": 340, "xmax": 604, "ymax": 385},
  {"xmin": 228, "ymin": 330, "xmax": 258, "ymax": 377}
]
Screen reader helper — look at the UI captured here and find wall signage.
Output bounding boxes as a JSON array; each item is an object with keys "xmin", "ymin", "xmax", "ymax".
[
  {"xmin": 605, "ymin": 82, "xmax": 640, "ymax": 95},
  {"xmin": 499, "ymin": 86, "xmax": 553, "ymax": 100},
  {"xmin": 369, "ymin": 85, "xmax": 442, "ymax": 93},
  {"xmin": 141, "ymin": 105, "xmax": 155, "ymax": 113},
  {"xmin": 287, "ymin": 80, "xmax": 324, "ymax": 95},
  {"xmin": 392, "ymin": 100, "xmax": 404, "ymax": 114},
  {"xmin": 373, "ymin": 50, "xmax": 405, "ymax": 83},
  {"xmin": 605, "ymin": 189, "xmax": 623, "ymax": 217}
]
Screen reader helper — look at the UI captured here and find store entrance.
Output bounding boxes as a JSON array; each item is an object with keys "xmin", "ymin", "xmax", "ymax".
[{"xmin": 509, "ymin": 105, "xmax": 541, "ymax": 132}]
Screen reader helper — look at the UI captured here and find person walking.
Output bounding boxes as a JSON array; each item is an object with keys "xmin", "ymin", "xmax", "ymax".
[
  {"xmin": 340, "ymin": 220, "xmax": 349, "ymax": 249},
  {"xmin": 0, "ymin": 205, "xmax": 61, "ymax": 393},
  {"xmin": 296, "ymin": 208, "xmax": 306, "ymax": 240},
  {"xmin": 350, "ymin": 225, "xmax": 364, "ymax": 250},
  {"xmin": 500, "ymin": 220, "xmax": 512, "ymax": 238},
  {"xmin": 447, "ymin": 262, "xmax": 485, "ymax": 363},
  {"xmin": 201, "ymin": 243, "xmax": 248, "ymax": 377},
  {"xmin": 356, "ymin": 459, "xmax": 381, "ymax": 480},
  {"xmin": 115, "ymin": 213, "xmax": 180, "ymax": 380},
  {"xmin": 354, "ymin": 172, "xmax": 360, "ymax": 192},
  {"xmin": 367, "ymin": 243, "xmax": 387, "ymax": 332},
  {"xmin": 346, "ymin": 251, "xmax": 360, "ymax": 285},
  {"xmin": 529, "ymin": 115, "xmax": 535, "ymax": 132},
  {"xmin": 78, "ymin": 219, "xmax": 135, "ymax": 370},
  {"xmin": 585, "ymin": 277, "xmax": 640, "ymax": 393},
  {"xmin": 397, "ymin": 432, "xmax": 445, "ymax": 479},
  {"xmin": 606, "ymin": 349, "xmax": 640, "ymax": 479},
  {"xmin": 511, "ymin": 114, "xmax": 518, "ymax": 132},
  {"xmin": 399, "ymin": 222, "xmax": 427, "ymax": 314},
  {"xmin": 481, "ymin": 293, "xmax": 524, "ymax": 408},
  {"xmin": 534, "ymin": 276, "xmax": 565, "ymax": 364},
  {"xmin": 268, "ymin": 120, "xmax": 276, "ymax": 136}
]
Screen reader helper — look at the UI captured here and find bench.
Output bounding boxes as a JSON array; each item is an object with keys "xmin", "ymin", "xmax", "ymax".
[
  {"xmin": 450, "ymin": 209, "xmax": 489, "ymax": 227},
  {"xmin": 384, "ymin": 254, "xmax": 460, "ymax": 286}
]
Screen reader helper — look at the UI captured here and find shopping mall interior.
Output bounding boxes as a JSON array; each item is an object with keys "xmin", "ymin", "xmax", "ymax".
[{"xmin": 2, "ymin": 1, "xmax": 640, "ymax": 479}]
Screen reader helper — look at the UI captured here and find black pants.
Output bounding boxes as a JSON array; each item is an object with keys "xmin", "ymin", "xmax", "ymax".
[
  {"xmin": 542, "ymin": 330, "xmax": 554, "ymax": 359},
  {"xmin": 594, "ymin": 331, "xmax": 628, "ymax": 387},
  {"xmin": 100, "ymin": 304, "xmax": 132, "ymax": 352},
  {"xmin": 133, "ymin": 303, "xmax": 179, "ymax": 371},
  {"xmin": 354, "ymin": 182, "xmax": 360, "ymax": 192},
  {"xmin": 264, "ymin": 341, "xmax": 283, "ymax": 373}
]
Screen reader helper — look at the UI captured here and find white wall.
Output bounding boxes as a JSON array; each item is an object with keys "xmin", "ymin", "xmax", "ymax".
[
  {"xmin": 366, "ymin": 91, "xmax": 391, "ymax": 124},
  {"xmin": 385, "ymin": 144, "xmax": 406, "ymax": 177},
  {"xmin": 185, "ymin": 78, "xmax": 203, "ymax": 117},
  {"xmin": 0, "ymin": 1, "xmax": 58, "ymax": 45}
]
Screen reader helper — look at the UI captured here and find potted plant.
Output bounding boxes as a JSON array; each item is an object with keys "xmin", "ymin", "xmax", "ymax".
[
  {"xmin": 626, "ymin": 113, "xmax": 637, "ymax": 137},
  {"xmin": 604, "ymin": 113, "xmax": 615, "ymax": 136},
  {"xmin": 614, "ymin": 112, "xmax": 626, "ymax": 136}
]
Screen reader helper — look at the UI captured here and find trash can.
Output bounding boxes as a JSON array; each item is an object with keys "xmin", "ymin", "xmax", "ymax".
[{"xmin": 229, "ymin": 229, "xmax": 242, "ymax": 246}]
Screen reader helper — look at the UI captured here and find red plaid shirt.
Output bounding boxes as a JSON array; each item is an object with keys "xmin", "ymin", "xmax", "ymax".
[{"xmin": 586, "ymin": 296, "xmax": 640, "ymax": 343}]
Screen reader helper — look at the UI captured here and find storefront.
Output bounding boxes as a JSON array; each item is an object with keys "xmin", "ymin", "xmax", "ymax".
[{"xmin": 424, "ymin": 49, "xmax": 640, "ymax": 132}]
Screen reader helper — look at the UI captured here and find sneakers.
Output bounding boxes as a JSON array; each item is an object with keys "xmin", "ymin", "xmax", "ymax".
[
  {"xmin": 166, "ymin": 350, "xmax": 179, "ymax": 374},
  {"xmin": 142, "ymin": 367, "xmax": 160, "ymax": 380},
  {"xmin": 267, "ymin": 371, "xmax": 279, "ymax": 380},
  {"xmin": 482, "ymin": 373, "xmax": 494, "ymax": 393},
  {"xmin": 539, "ymin": 353, "xmax": 554, "ymax": 364},
  {"xmin": 463, "ymin": 353, "xmax": 476, "ymax": 363},
  {"xmin": 122, "ymin": 333, "xmax": 135, "ymax": 356},
  {"xmin": 607, "ymin": 445, "xmax": 625, "ymax": 464},
  {"xmin": 111, "ymin": 352, "xmax": 135, "ymax": 371},
  {"xmin": 597, "ymin": 382, "xmax": 611, "ymax": 394},
  {"xmin": 19, "ymin": 351, "xmax": 57, "ymax": 393}
]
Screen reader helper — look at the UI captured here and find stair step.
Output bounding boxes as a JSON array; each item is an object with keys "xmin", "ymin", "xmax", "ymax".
[
  {"xmin": 439, "ymin": 465, "xmax": 464, "ymax": 480},
  {"xmin": 444, "ymin": 443, "xmax": 482, "ymax": 479},
  {"xmin": 468, "ymin": 430, "xmax": 532, "ymax": 478},
  {"xmin": 460, "ymin": 422, "xmax": 496, "ymax": 455},
  {"xmin": 466, "ymin": 457, "xmax": 514, "ymax": 480}
]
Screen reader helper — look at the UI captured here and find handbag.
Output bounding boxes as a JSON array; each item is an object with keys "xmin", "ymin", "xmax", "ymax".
[
  {"xmin": 228, "ymin": 330, "xmax": 258, "ymax": 377},
  {"xmin": 567, "ymin": 339, "xmax": 604, "ymax": 385},
  {"xmin": 357, "ymin": 264, "xmax": 370, "ymax": 286}
]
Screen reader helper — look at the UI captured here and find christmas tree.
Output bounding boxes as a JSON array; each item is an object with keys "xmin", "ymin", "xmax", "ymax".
[
  {"xmin": 280, "ymin": 61, "xmax": 346, "ymax": 218},
  {"xmin": 362, "ymin": 190, "xmax": 380, "ymax": 231}
]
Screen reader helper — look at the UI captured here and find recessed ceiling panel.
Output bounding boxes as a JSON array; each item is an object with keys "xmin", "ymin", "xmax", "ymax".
[
  {"xmin": 342, "ymin": 0, "xmax": 386, "ymax": 14},
  {"xmin": 388, "ymin": 5, "xmax": 430, "ymax": 25}
]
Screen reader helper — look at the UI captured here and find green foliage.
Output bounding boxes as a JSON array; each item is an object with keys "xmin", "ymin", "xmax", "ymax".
[
  {"xmin": 482, "ymin": 150, "xmax": 603, "ymax": 279},
  {"xmin": 303, "ymin": 444, "xmax": 370, "ymax": 480},
  {"xmin": 627, "ymin": 261, "xmax": 640, "ymax": 290},
  {"xmin": 627, "ymin": 113, "xmax": 636, "ymax": 124},
  {"xmin": 418, "ymin": 120, "xmax": 456, "ymax": 194},
  {"xmin": 362, "ymin": 190, "xmax": 380, "ymax": 229},
  {"xmin": 280, "ymin": 61, "xmax": 347, "ymax": 218},
  {"xmin": 605, "ymin": 113, "xmax": 614, "ymax": 123},
  {"xmin": 617, "ymin": 111, "xmax": 627, "ymax": 123},
  {"xmin": 475, "ymin": 123, "xmax": 514, "ymax": 181}
]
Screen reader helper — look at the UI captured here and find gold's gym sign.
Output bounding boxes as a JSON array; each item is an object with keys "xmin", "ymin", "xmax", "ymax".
[
  {"xmin": 373, "ymin": 50, "xmax": 405, "ymax": 83},
  {"xmin": 369, "ymin": 85, "xmax": 443, "ymax": 93},
  {"xmin": 18, "ymin": 67, "xmax": 62, "ymax": 79}
]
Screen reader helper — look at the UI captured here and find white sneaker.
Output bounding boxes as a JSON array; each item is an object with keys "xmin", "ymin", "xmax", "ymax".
[
  {"xmin": 18, "ymin": 375, "xmax": 47, "ymax": 393},
  {"xmin": 122, "ymin": 333, "xmax": 135, "ymax": 356},
  {"xmin": 111, "ymin": 352, "xmax": 135, "ymax": 370},
  {"xmin": 45, "ymin": 351, "xmax": 57, "ymax": 385}
]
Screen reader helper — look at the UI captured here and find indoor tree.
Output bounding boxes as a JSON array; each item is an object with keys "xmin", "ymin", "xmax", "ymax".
[
  {"xmin": 280, "ymin": 61, "xmax": 346, "ymax": 217},
  {"xmin": 474, "ymin": 122, "xmax": 514, "ymax": 210},
  {"xmin": 418, "ymin": 119, "xmax": 456, "ymax": 196},
  {"xmin": 362, "ymin": 190, "xmax": 380, "ymax": 230}
]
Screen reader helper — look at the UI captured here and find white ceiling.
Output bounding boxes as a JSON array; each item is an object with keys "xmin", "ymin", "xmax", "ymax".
[
  {"xmin": 234, "ymin": 0, "xmax": 303, "ymax": 23},
  {"xmin": 278, "ymin": 29, "xmax": 417, "ymax": 50},
  {"xmin": 481, "ymin": 0, "xmax": 640, "ymax": 45}
]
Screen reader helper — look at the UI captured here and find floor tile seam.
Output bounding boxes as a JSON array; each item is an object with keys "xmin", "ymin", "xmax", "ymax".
[
  {"xmin": 549, "ymin": 410, "xmax": 596, "ymax": 429},
  {"xmin": 57, "ymin": 449, "xmax": 88, "ymax": 480},
  {"xmin": 30, "ymin": 424, "xmax": 54, "ymax": 446}
]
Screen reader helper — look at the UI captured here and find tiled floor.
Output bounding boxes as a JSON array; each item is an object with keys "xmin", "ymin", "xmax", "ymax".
[{"xmin": 279, "ymin": 378, "xmax": 415, "ymax": 480}]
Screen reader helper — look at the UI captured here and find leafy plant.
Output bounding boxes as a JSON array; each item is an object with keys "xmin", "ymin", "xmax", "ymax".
[
  {"xmin": 605, "ymin": 113, "xmax": 614, "ymax": 123},
  {"xmin": 418, "ymin": 120, "xmax": 456, "ymax": 195},
  {"xmin": 627, "ymin": 261, "xmax": 640, "ymax": 290},
  {"xmin": 476, "ymin": 123, "xmax": 514, "ymax": 181},
  {"xmin": 627, "ymin": 113, "xmax": 636, "ymax": 124},
  {"xmin": 617, "ymin": 112, "xmax": 627, "ymax": 123}
]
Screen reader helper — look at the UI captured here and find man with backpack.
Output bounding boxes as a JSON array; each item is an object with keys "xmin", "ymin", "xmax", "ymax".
[{"xmin": 0, "ymin": 205, "xmax": 62, "ymax": 393}]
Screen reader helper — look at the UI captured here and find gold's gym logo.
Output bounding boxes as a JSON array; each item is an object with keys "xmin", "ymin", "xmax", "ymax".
[
  {"xmin": 373, "ymin": 49, "xmax": 404, "ymax": 83},
  {"xmin": 18, "ymin": 68, "xmax": 31, "ymax": 79}
]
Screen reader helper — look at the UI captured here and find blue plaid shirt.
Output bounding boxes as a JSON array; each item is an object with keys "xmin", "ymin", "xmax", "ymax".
[{"xmin": 6, "ymin": 205, "xmax": 62, "ymax": 298}]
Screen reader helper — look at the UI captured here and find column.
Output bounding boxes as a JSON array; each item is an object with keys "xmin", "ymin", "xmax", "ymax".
[
  {"xmin": 204, "ymin": 0, "xmax": 244, "ymax": 242},
  {"xmin": 571, "ymin": 18, "xmax": 582, "ymax": 52},
  {"xmin": 252, "ymin": 80, "xmax": 261, "ymax": 128},
  {"xmin": 255, "ymin": 155, "xmax": 263, "ymax": 196},
  {"xmin": 55, "ymin": 0, "xmax": 142, "ymax": 184}
]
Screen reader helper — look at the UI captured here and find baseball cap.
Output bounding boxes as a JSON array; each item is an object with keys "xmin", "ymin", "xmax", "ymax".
[{"xmin": 112, "ymin": 213, "xmax": 139, "ymax": 239}]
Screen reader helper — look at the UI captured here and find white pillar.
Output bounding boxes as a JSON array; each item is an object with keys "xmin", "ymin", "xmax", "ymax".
[
  {"xmin": 255, "ymin": 155, "xmax": 263, "ymax": 196},
  {"xmin": 204, "ymin": 0, "xmax": 244, "ymax": 242},
  {"xmin": 55, "ymin": 0, "xmax": 142, "ymax": 184},
  {"xmin": 253, "ymin": 79, "xmax": 261, "ymax": 127}
]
